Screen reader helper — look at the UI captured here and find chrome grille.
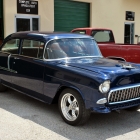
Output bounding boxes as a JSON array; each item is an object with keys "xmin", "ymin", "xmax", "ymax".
[{"xmin": 108, "ymin": 84, "xmax": 140, "ymax": 104}]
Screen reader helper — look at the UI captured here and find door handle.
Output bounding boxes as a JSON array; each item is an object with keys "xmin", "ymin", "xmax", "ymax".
[{"xmin": 14, "ymin": 57, "xmax": 20, "ymax": 60}]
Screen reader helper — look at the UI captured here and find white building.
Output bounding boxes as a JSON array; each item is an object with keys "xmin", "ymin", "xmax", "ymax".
[{"xmin": 1, "ymin": 0, "xmax": 140, "ymax": 44}]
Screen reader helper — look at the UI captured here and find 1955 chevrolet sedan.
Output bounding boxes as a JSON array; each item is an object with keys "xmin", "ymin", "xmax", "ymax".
[{"xmin": 0, "ymin": 31, "xmax": 140, "ymax": 125}]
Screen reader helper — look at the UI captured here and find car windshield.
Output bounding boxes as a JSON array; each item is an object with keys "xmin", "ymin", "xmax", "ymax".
[{"xmin": 45, "ymin": 38, "xmax": 102, "ymax": 59}]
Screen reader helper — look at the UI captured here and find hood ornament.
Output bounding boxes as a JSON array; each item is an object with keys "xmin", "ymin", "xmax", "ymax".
[{"xmin": 121, "ymin": 64, "xmax": 135, "ymax": 70}]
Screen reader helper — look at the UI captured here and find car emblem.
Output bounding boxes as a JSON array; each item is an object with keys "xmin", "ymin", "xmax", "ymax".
[{"xmin": 121, "ymin": 64, "xmax": 135, "ymax": 69}]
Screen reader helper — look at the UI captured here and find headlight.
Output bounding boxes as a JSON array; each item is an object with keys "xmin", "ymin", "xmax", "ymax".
[{"xmin": 99, "ymin": 80, "xmax": 110, "ymax": 93}]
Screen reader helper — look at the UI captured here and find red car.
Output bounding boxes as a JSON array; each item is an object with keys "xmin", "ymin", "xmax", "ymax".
[{"xmin": 72, "ymin": 27, "xmax": 140, "ymax": 63}]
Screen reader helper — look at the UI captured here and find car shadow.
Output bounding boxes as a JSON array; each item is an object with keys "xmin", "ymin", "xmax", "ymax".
[{"xmin": 0, "ymin": 89, "xmax": 140, "ymax": 140}]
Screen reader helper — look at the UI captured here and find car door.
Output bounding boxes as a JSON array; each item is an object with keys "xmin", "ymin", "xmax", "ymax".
[
  {"xmin": 10, "ymin": 39, "xmax": 46, "ymax": 100},
  {"xmin": 0, "ymin": 38, "xmax": 20, "ymax": 87}
]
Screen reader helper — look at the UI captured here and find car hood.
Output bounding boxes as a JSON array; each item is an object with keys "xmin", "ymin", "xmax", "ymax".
[{"xmin": 56, "ymin": 57, "xmax": 140, "ymax": 84}]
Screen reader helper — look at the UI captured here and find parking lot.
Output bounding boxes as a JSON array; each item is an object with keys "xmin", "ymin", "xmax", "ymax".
[{"xmin": 0, "ymin": 89, "xmax": 140, "ymax": 140}]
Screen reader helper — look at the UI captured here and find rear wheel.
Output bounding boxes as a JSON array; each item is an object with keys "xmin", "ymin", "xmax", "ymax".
[
  {"xmin": 125, "ymin": 105, "xmax": 140, "ymax": 111},
  {"xmin": 58, "ymin": 88, "xmax": 91, "ymax": 126}
]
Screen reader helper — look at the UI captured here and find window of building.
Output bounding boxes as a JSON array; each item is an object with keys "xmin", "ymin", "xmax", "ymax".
[{"xmin": 15, "ymin": 14, "xmax": 40, "ymax": 32}]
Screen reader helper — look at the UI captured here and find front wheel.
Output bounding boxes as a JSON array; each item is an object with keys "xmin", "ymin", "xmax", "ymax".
[{"xmin": 58, "ymin": 88, "xmax": 91, "ymax": 126}]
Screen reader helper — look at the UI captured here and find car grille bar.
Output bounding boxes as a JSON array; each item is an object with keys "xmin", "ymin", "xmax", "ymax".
[{"xmin": 108, "ymin": 84, "xmax": 140, "ymax": 104}]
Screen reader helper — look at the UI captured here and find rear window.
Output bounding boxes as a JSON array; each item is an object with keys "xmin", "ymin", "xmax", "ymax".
[
  {"xmin": 21, "ymin": 40, "xmax": 44, "ymax": 59},
  {"xmin": 1, "ymin": 39, "xmax": 20, "ymax": 54},
  {"xmin": 72, "ymin": 30, "xmax": 86, "ymax": 34},
  {"xmin": 91, "ymin": 30, "xmax": 114, "ymax": 42}
]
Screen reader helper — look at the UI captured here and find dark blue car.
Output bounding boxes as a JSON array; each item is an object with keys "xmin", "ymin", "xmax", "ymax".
[{"xmin": 0, "ymin": 31, "xmax": 140, "ymax": 125}]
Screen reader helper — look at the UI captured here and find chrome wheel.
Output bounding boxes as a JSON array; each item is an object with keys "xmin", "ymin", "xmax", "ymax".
[
  {"xmin": 59, "ymin": 88, "xmax": 91, "ymax": 125},
  {"xmin": 61, "ymin": 93, "xmax": 79, "ymax": 121}
]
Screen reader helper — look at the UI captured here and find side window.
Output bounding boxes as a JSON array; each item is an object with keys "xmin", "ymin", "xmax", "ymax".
[
  {"xmin": 1, "ymin": 39, "xmax": 20, "ymax": 54},
  {"xmin": 21, "ymin": 39, "xmax": 44, "ymax": 59}
]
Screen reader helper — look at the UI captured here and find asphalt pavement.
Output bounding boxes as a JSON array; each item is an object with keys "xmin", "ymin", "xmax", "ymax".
[{"xmin": 0, "ymin": 89, "xmax": 140, "ymax": 140}]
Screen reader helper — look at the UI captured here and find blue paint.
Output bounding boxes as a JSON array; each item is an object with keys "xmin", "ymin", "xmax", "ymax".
[{"xmin": 0, "ymin": 31, "xmax": 140, "ymax": 113}]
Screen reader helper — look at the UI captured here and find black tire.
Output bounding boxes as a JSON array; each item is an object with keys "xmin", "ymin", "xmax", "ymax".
[
  {"xmin": 58, "ymin": 88, "xmax": 91, "ymax": 126},
  {"xmin": 125, "ymin": 105, "xmax": 140, "ymax": 111}
]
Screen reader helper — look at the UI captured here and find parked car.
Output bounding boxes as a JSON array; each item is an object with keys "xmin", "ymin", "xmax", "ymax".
[
  {"xmin": 71, "ymin": 27, "xmax": 140, "ymax": 63},
  {"xmin": 0, "ymin": 31, "xmax": 140, "ymax": 125}
]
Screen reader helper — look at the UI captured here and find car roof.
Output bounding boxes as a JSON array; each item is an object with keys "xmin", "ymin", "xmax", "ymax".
[
  {"xmin": 72, "ymin": 27, "xmax": 112, "ymax": 31},
  {"xmin": 7, "ymin": 31, "xmax": 92, "ymax": 41}
]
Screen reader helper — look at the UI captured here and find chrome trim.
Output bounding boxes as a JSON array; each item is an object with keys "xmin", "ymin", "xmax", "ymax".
[
  {"xmin": 16, "ymin": 54, "xmax": 43, "ymax": 60},
  {"xmin": 43, "ymin": 56, "xmax": 103, "ymax": 62},
  {"xmin": 61, "ymin": 93, "xmax": 79, "ymax": 121},
  {"xmin": 43, "ymin": 38, "xmax": 103, "ymax": 61},
  {"xmin": 14, "ymin": 57, "xmax": 20, "ymax": 60},
  {"xmin": 109, "ymin": 97, "xmax": 140, "ymax": 105},
  {"xmin": 122, "ymin": 64, "xmax": 135, "ymax": 69},
  {"xmin": 96, "ymin": 98, "xmax": 107, "ymax": 104},
  {"xmin": 8, "ymin": 54, "xmax": 11, "ymax": 69},
  {"xmin": 108, "ymin": 83, "xmax": 140, "ymax": 105},
  {"xmin": 0, "ymin": 66, "xmax": 17, "ymax": 73}
]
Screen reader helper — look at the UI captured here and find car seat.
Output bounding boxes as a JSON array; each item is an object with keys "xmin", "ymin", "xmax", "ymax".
[{"xmin": 48, "ymin": 43, "xmax": 67, "ymax": 59}]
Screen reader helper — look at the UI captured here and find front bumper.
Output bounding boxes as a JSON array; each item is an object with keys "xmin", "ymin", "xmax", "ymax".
[
  {"xmin": 107, "ymin": 98, "xmax": 140, "ymax": 111},
  {"xmin": 91, "ymin": 98, "xmax": 140, "ymax": 113}
]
